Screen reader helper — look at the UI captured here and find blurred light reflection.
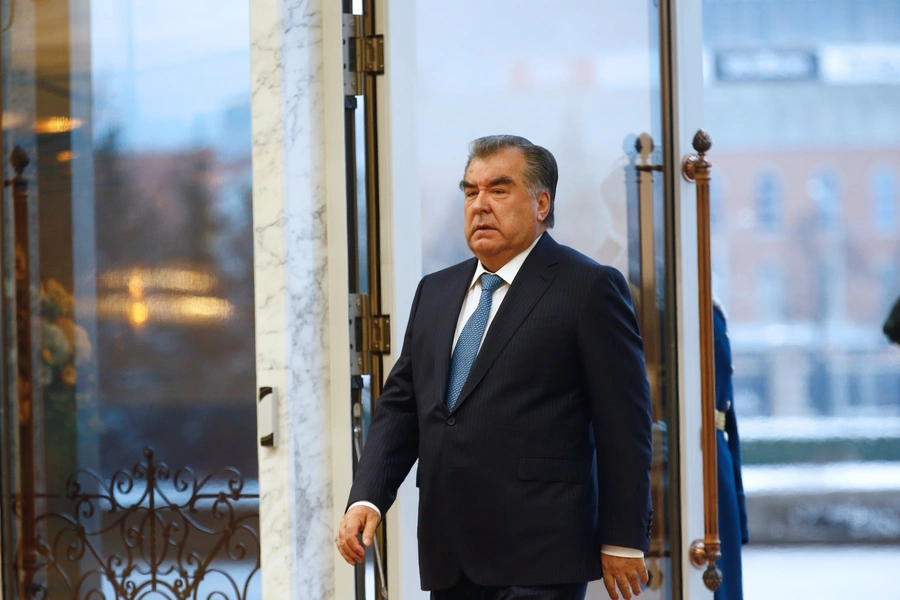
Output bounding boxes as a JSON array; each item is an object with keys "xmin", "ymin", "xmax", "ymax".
[
  {"xmin": 98, "ymin": 267, "xmax": 218, "ymax": 295},
  {"xmin": 33, "ymin": 116, "xmax": 83, "ymax": 135},
  {"xmin": 95, "ymin": 267, "xmax": 231, "ymax": 326},
  {"xmin": 98, "ymin": 294, "xmax": 233, "ymax": 326}
]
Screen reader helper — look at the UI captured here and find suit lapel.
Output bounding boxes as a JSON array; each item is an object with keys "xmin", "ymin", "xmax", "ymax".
[
  {"xmin": 433, "ymin": 258, "xmax": 478, "ymax": 410},
  {"xmin": 449, "ymin": 234, "xmax": 561, "ymax": 414}
]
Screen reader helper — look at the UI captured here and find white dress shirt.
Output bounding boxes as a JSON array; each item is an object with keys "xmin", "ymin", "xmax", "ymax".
[{"xmin": 350, "ymin": 233, "xmax": 642, "ymax": 559}]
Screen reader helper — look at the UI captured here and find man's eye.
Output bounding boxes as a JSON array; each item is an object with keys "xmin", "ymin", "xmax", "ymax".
[
  {"xmin": 492, "ymin": 189, "xmax": 507, "ymax": 195},
  {"xmin": 466, "ymin": 191, "xmax": 477, "ymax": 198}
]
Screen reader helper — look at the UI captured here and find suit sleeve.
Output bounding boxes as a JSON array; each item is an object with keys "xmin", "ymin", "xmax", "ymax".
[
  {"xmin": 346, "ymin": 278, "xmax": 424, "ymax": 515},
  {"xmin": 577, "ymin": 267, "xmax": 654, "ymax": 551}
]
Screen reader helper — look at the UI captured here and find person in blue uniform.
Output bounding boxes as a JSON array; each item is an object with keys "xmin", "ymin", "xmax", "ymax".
[{"xmin": 713, "ymin": 302, "xmax": 748, "ymax": 600}]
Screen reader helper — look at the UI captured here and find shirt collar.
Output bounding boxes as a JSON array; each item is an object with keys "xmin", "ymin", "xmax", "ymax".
[{"xmin": 469, "ymin": 233, "xmax": 544, "ymax": 289}]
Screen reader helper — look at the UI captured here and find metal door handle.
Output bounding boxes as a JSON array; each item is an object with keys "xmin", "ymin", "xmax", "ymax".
[{"xmin": 681, "ymin": 130, "xmax": 723, "ymax": 592}]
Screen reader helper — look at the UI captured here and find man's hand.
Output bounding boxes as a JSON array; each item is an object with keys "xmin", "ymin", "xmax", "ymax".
[
  {"xmin": 335, "ymin": 505, "xmax": 381, "ymax": 565},
  {"xmin": 601, "ymin": 554, "xmax": 649, "ymax": 600}
]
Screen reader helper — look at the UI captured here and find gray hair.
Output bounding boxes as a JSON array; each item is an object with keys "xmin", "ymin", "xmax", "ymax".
[{"xmin": 464, "ymin": 135, "xmax": 558, "ymax": 228}]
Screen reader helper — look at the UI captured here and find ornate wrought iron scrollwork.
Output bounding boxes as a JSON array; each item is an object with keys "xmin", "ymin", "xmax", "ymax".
[{"xmin": 22, "ymin": 448, "xmax": 260, "ymax": 600}]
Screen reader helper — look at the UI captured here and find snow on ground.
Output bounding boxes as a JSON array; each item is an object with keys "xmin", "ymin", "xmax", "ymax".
[
  {"xmin": 739, "ymin": 416, "xmax": 900, "ymax": 441},
  {"xmin": 743, "ymin": 462, "xmax": 900, "ymax": 493},
  {"xmin": 743, "ymin": 545, "xmax": 900, "ymax": 599}
]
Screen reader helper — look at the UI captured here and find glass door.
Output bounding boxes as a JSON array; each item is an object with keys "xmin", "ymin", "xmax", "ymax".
[
  {"xmin": 0, "ymin": 0, "xmax": 260, "ymax": 597},
  {"xmin": 413, "ymin": 1, "xmax": 682, "ymax": 598}
]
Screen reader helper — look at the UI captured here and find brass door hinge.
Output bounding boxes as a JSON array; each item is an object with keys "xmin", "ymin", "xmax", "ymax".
[
  {"xmin": 349, "ymin": 294, "xmax": 391, "ymax": 375},
  {"xmin": 342, "ymin": 14, "xmax": 384, "ymax": 96}
]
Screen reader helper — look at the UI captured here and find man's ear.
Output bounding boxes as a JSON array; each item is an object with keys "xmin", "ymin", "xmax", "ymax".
[{"xmin": 537, "ymin": 191, "xmax": 551, "ymax": 221}]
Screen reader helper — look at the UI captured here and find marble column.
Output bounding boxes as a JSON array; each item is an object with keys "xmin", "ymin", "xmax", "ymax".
[{"xmin": 250, "ymin": 0, "xmax": 348, "ymax": 597}]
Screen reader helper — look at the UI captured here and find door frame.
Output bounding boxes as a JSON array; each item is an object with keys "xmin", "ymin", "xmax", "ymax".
[{"xmin": 660, "ymin": 0, "xmax": 711, "ymax": 595}]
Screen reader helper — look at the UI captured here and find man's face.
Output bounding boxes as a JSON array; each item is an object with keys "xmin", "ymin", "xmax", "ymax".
[{"xmin": 461, "ymin": 148, "xmax": 550, "ymax": 272}]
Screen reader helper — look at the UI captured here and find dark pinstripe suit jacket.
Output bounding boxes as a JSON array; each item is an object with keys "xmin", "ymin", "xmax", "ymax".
[{"xmin": 348, "ymin": 234, "xmax": 653, "ymax": 590}]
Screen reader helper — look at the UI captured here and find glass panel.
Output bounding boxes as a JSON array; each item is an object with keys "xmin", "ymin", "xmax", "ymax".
[
  {"xmin": 1, "ymin": 0, "xmax": 259, "ymax": 597},
  {"xmin": 704, "ymin": 0, "xmax": 900, "ymax": 597},
  {"xmin": 415, "ymin": 2, "xmax": 672, "ymax": 598}
]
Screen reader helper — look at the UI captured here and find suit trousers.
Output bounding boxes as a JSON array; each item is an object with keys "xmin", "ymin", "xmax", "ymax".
[{"xmin": 431, "ymin": 572, "xmax": 588, "ymax": 600}]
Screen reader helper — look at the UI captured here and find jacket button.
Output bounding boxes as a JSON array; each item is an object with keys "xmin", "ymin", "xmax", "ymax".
[{"xmin": 447, "ymin": 417, "xmax": 456, "ymax": 426}]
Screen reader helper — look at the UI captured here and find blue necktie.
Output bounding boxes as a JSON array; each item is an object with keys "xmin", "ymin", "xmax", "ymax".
[{"xmin": 445, "ymin": 273, "xmax": 505, "ymax": 411}]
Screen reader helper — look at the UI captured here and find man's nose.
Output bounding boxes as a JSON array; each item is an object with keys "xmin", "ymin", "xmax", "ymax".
[{"xmin": 470, "ymin": 190, "xmax": 490, "ymax": 211}]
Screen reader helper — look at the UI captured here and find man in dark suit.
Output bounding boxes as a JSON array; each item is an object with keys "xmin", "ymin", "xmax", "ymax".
[{"xmin": 336, "ymin": 135, "xmax": 653, "ymax": 600}]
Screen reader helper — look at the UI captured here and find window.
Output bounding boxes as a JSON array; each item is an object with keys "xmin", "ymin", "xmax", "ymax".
[
  {"xmin": 756, "ymin": 171, "xmax": 782, "ymax": 232},
  {"xmin": 808, "ymin": 170, "xmax": 841, "ymax": 231},
  {"xmin": 872, "ymin": 167, "xmax": 898, "ymax": 234},
  {"xmin": 758, "ymin": 263, "xmax": 784, "ymax": 321},
  {"xmin": 816, "ymin": 262, "xmax": 845, "ymax": 322}
]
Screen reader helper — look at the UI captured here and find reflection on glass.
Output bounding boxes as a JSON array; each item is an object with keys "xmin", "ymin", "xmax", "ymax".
[
  {"xmin": 416, "ymin": 2, "xmax": 661, "ymax": 276},
  {"xmin": 2, "ymin": 0, "xmax": 258, "ymax": 596},
  {"xmin": 704, "ymin": 0, "xmax": 900, "ymax": 597}
]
